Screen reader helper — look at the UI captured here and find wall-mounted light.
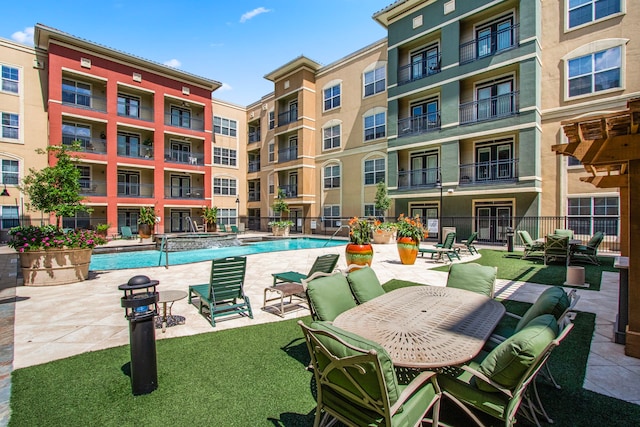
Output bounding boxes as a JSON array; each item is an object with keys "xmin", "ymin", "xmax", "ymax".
[{"xmin": 1, "ymin": 185, "xmax": 9, "ymax": 197}]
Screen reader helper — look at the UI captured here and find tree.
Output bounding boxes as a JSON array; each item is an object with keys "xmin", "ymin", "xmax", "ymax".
[
  {"xmin": 374, "ymin": 180, "xmax": 391, "ymax": 217},
  {"xmin": 21, "ymin": 143, "xmax": 89, "ymax": 227},
  {"xmin": 272, "ymin": 188, "xmax": 290, "ymax": 215}
]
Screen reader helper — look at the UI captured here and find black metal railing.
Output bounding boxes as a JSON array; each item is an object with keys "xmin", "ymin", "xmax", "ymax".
[
  {"xmin": 277, "ymin": 109, "xmax": 298, "ymax": 126},
  {"xmin": 459, "ymin": 159, "xmax": 519, "ymax": 185},
  {"xmin": 459, "ymin": 23, "xmax": 519, "ymax": 64},
  {"xmin": 397, "ymin": 167, "xmax": 441, "ymax": 190},
  {"xmin": 397, "ymin": 53, "xmax": 441, "ymax": 85},
  {"xmin": 278, "ymin": 185, "xmax": 298, "ymax": 198},
  {"xmin": 62, "ymin": 91, "xmax": 107, "ymax": 112},
  {"xmin": 164, "ymin": 113, "xmax": 205, "ymax": 132},
  {"xmin": 248, "ymin": 191, "xmax": 260, "ymax": 202},
  {"xmin": 164, "ymin": 186, "xmax": 204, "ymax": 199},
  {"xmin": 397, "ymin": 112, "xmax": 441, "ymax": 137},
  {"xmin": 62, "ymin": 136, "xmax": 107, "ymax": 154},
  {"xmin": 459, "ymin": 91, "xmax": 519, "ymax": 125},
  {"xmin": 248, "ymin": 132, "xmax": 260, "ymax": 143},
  {"xmin": 248, "ymin": 160, "xmax": 260, "ymax": 173},
  {"xmin": 278, "ymin": 147, "xmax": 298, "ymax": 163}
]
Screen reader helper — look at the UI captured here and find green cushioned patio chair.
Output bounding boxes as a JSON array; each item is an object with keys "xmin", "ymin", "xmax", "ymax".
[
  {"xmin": 419, "ymin": 232, "xmax": 460, "ymax": 262},
  {"xmin": 439, "ymin": 315, "xmax": 573, "ymax": 427},
  {"xmin": 188, "ymin": 256, "xmax": 253, "ymax": 327},
  {"xmin": 570, "ymin": 231, "xmax": 604, "ymax": 265},
  {"xmin": 120, "ymin": 226, "xmax": 135, "ymax": 240},
  {"xmin": 516, "ymin": 230, "xmax": 544, "ymax": 260},
  {"xmin": 445, "ymin": 262, "xmax": 497, "ymax": 298},
  {"xmin": 553, "ymin": 229, "xmax": 574, "ymax": 239},
  {"xmin": 298, "ymin": 321, "xmax": 441, "ymax": 427},
  {"xmin": 345, "ymin": 264, "xmax": 385, "ymax": 304},
  {"xmin": 302, "ymin": 271, "xmax": 357, "ymax": 321},
  {"xmin": 544, "ymin": 234, "xmax": 569, "ymax": 266},
  {"xmin": 272, "ymin": 253, "xmax": 339, "ymax": 286}
]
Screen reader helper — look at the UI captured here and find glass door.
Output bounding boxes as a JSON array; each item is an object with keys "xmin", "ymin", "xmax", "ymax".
[
  {"xmin": 410, "ymin": 152, "xmax": 438, "ymax": 187},
  {"xmin": 171, "ymin": 175, "xmax": 191, "ymax": 198}
]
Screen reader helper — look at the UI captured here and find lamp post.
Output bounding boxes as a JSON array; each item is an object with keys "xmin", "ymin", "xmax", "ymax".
[
  {"xmin": 436, "ymin": 173, "xmax": 443, "ymax": 244},
  {"xmin": 235, "ymin": 196, "xmax": 240, "ymax": 227}
]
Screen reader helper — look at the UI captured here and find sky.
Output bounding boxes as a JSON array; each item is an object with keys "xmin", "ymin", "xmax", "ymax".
[{"xmin": 3, "ymin": 0, "xmax": 394, "ymax": 106}]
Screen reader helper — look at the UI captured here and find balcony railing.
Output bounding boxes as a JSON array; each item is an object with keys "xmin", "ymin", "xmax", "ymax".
[
  {"xmin": 164, "ymin": 113, "xmax": 205, "ymax": 132},
  {"xmin": 79, "ymin": 179, "xmax": 107, "ymax": 196},
  {"xmin": 459, "ymin": 23, "xmax": 519, "ymax": 65},
  {"xmin": 277, "ymin": 109, "xmax": 298, "ymax": 127},
  {"xmin": 397, "ymin": 53, "xmax": 441, "ymax": 85},
  {"xmin": 117, "ymin": 183, "xmax": 154, "ymax": 198},
  {"xmin": 117, "ymin": 145, "xmax": 154, "ymax": 160},
  {"xmin": 459, "ymin": 159, "xmax": 519, "ymax": 185},
  {"xmin": 248, "ymin": 132, "xmax": 260, "ymax": 143},
  {"xmin": 278, "ymin": 185, "xmax": 298, "ymax": 198},
  {"xmin": 117, "ymin": 103, "xmax": 154, "ymax": 122},
  {"xmin": 248, "ymin": 160, "xmax": 261, "ymax": 173},
  {"xmin": 459, "ymin": 91, "xmax": 519, "ymax": 125},
  {"xmin": 164, "ymin": 186, "xmax": 204, "ymax": 199},
  {"xmin": 278, "ymin": 147, "xmax": 298, "ymax": 163},
  {"xmin": 248, "ymin": 190, "xmax": 260, "ymax": 202},
  {"xmin": 62, "ymin": 91, "xmax": 107, "ymax": 112},
  {"xmin": 397, "ymin": 112, "xmax": 441, "ymax": 137},
  {"xmin": 397, "ymin": 167, "xmax": 441, "ymax": 190},
  {"xmin": 62, "ymin": 136, "xmax": 107, "ymax": 154},
  {"xmin": 164, "ymin": 150, "xmax": 204, "ymax": 165}
]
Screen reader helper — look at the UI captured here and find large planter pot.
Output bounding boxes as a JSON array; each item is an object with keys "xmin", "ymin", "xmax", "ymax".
[
  {"xmin": 19, "ymin": 248, "xmax": 93, "ymax": 286},
  {"xmin": 345, "ymin": 243, "xmax": 374, "ymax": 268},
  {"xmin": 138, "ymin": 224, "xmax": 152, "ymax": 238},
  {"xmin": 372, "ymin": 230, "xmax": 395, "ymax": 244},
  {"xmin": 396, "ymin": 237, "xmax": 419, "ymax": 265},
  {"xmin": 272, "ymin": 226, "xmax": 290, "ymax": 237}
]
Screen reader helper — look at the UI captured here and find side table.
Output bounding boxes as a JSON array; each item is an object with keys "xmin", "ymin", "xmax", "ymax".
[{"xmin": 156, "ymin": 290, "xmax": 187, "ymax": 332}]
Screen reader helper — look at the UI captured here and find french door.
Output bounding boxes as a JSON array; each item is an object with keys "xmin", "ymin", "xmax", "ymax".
[{"xmin": 476, "ymin": 205, "xmax": 512, "ymax": 242}]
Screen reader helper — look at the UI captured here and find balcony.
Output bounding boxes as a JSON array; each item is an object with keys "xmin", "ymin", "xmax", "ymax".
[
  {"xmin": 164, "ymin": 113, "xmax": 205, "ymax": 132},
  {"xmin": 397, "ymin": 112, "xmax": 441, "ymax": 137},
  {"xmin": 459, "ymin": 24, "xmax": 519, "ymax": 65},
  {"xmin": 277, "ymin": 109, "xmax": 298, "ymax": 127},
  {"xmin": 117, "ymin": 102, "xmax": 154, "ymax": 122},
  {"xmin": 248, "ymin": 160, "xmax": 261, "ymax": 173},
  {"xmin": 62, "ymin": 136, "xmax": 107, "ymax": 154},
  {"xmin": 278, "ymin": 185, "xmax": 298, "ymax": 198},
  {"xmin": 459, "ymin": 91, "xmax": 519, "ymax": 125},
  {"xmin": 248, "ymin": 131, "xmax": 260, "ymax": 143},
  {"xmin": 397, "ymin": 167, "xmax": 440, "ymax": 190},
  {"xmin": 164, "ymin": 149, "xmax": 204, "ymax": 165},
  {"xmin": 117, "ymin": 183, "xmax": 154, "ymax": 198},
  {"xmin": 79, "ymin": 179, "xmax": 106, "ymax": 196},
  {"xmin": 278, "ymin": 147, "xmax": 298, "ymax": 163},
  {"xmin": 62, "ymin": 90, "xmax": 107, "ymax": 113},
  {"xmin": 397, "ymin": 53, "xmax": 441, "ymax": 86},
  {"xmin": 459, "ymin": 159, "xmax": 519, "ymax": 185},
  {"xmin": 164, "ymin": 186, "xmax": 204, "ymax": 199},
  {"xmin": 248, "ymin": 190, "xmax": 260, "ymax": 202},
  {"xmin": 117, "ymin": 144, "xmax": 154, "ymax": 160}
]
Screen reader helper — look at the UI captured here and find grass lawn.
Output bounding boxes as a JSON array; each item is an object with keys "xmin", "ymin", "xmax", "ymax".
[
  {"xmin": 10, "ymin": 308, "xmax": 640, "ymax": 426},
  {"xmin": 432, "ymin": 249, "xmax": 618, "ymax": 291}
]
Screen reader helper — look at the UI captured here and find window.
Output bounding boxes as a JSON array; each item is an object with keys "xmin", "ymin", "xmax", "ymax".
[
  {"xmin": 1, "ymin": 159, "xmax": 19, "ymax": 184},
  {"xmin": 364, "ymin": 66, "xmax": 386, "ymax": 97},
  {"xmin": 76, "ymin": 165, "xmax": 91, "ymax": 189},
  {"xmin": 364, "ymin": 158, "xmax": 385, "ymax": 185},
  {"xmin": 408, "ymin": 98, "xmax": 440, "ymax": 133},
  {"xmin": 1, "ymin": 113, "xmax": 19, "ymax": 139},
  {"xmin": 62, "ymin": 79, "xmax": 91, "ymax": 107},
  {"xmin": 324, "ymin": 164, "xmax": 340, "ymax": 189},
  {"xmin": 213, "ymin": 116, "xmax": 237, "ymax": 136},
  {"xmin": 168, "ymin": 140, "xmax": 191, "ymax": 163},
  {"xmin": 364, "ymin": 112, "xmax": 386, "ymax": 141},
  {"xmin": 117, "ymin": 171, "xmax": 140, "ymax": 196},
  {"xmin": 568, "ymin": 46, "xmax": 621, "ymax": 97},
  {"xmin": 1, "ymin": 206, "xmax": 19, "ymax": 229},
  {"xmin": 269, "ymin": 111, "xmax": 275, "ymax": 129},
  {"xmin": 476, "ymin": 78, "xmax": 515, "ymax": 120},
  {"xmin": 364, "ymin": 204, "xmax": 384, "ymax": 218},
  {"xmin": 323, "ymin": 205, "xmax": 341, "ymax": 228},
  {"xmin": 213, "ymin": 147, "xmax": 237, "ymax": 166},
  {"xmin": 268, "ymin": 174, "xmax": 274, "ymax": 194},
  {"xmin": 476, "ymin": 15, "xmax": 515, "ymax": 58},
  {"xmin": 411, "ymin": 46, "xmax": 439, "ymax": 81},
  {"xmin": 170, "ymin": 106, "xmax": 191, "ymax": 128},
  {"xmin": 213, "ymin": 178, "xmax": 237, "ymax": 196},
  {"xmin": 217, "ymin": 208, "xmax": 237, "ymax": 226},
  {"xmin": 268, "ymin": 142, "xmax": 275, "ymax": 163},
  {"xmin": 324, "ymin": 84, "xmax": 341, "ymax": 111},
  {"xmin": 1, "ymin": 66, "xmax": 18, "ymax": 93},
  {"xmin": 568, "ymin": 196, "xmax": 619, "ymax": 237},
  {"xmin": 62, "ymin": 122, "xmax": 91, "ymax": 148},
  {"xmin": 568, "ymin": 0, "xmax": 621, "ymax": 28},
  {"xmin": 117, "ymin": 132, "xmax": 142, "ymax": 157},
  {"xmin": 568, "ymin": 156, "xmax": 582, "ymax": 167},
  {"xmin": 117, "ymin": 94, "xmax": 140, "ymax": 118},
  {"xmin": 323, "ymin": 124, "xmax": 340, "ymax": 150}
]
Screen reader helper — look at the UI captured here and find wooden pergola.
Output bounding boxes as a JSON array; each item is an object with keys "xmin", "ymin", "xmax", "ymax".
[{"xmin": 552, "ymin": 97, "xmax": 640, "ymax": 358}]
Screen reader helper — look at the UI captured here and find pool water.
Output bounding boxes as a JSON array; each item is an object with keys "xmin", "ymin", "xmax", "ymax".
[{"xmin": 90, "ymin": 238, "xmax": 346, "ymax": 270}]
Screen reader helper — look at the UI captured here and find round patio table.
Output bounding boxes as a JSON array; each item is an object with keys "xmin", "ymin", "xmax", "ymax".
[{"xmin": 156, "ymin": 290, "xmax": 187, "ymax": 333}]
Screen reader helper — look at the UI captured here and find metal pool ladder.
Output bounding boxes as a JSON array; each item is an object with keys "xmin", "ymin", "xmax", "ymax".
[{"xmin": 323, "ymin": 224, "xmax": 350, "ymax": 247}]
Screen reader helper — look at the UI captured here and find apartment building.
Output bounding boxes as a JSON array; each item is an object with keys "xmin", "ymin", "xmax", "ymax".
[
  {"xmin": 0, "ymin": 37, "xmax": 48, "ymax": 241},
  {"xmin": 33, "ymin": 24, "xmax": 222, "ymax": 236}
]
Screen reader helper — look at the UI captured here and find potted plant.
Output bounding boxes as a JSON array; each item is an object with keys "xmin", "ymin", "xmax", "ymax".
[
  {"xmin": 202, "ymin": 206, "xmax": 218, "ymax": 231},
  {"xmin": 270, "ymin": 188, "xmax": 291, "ymax": 236},
  {"xmin": 372, "ymin": 220, "xmax": 397, "ymax": 244},
  {"xmin": 95, "ymin": 223, "xmax": 110, "ymax": 237},
  {"xmin": 395, "ymin": 213, "xmax": 427, "ymax": 265},
  {"xmin": 268, "ymin": 219, "xmax": 294, "ymax": 237},
  {"xmin": 138, "ymin": 206, "xmax": 158, "ymax": 238},
  {"xmin": 345, "ymin": 217, "xmax": 374, "ymax": 268},
  {"xmin": 142, "ymin": 136, "xmax": 153, "ymax": 157}
]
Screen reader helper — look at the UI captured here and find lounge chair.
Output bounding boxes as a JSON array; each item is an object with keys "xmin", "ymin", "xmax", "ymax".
[
  {"xmin": 454, "ymin": 231, "xmax": 479, "ymax": 255},
  {"xmin": 517, "ymin": 230, "xmax": 544, "ymax": 259},
  {"xmin": 188, "ymin": 256, "xmax": 253, "ymax": 327},
  {"xmin": 299, "ymin": 321, "xmax": 441, "ymax": 427},
  {"xmin": 230, "ymin": 225, "xmax": 239, "ymax": 233},
  {"xmin": 570, "ymin": 231, "xmax": 604, "ymax": 265},
  {"xmin": 544, "ymin": 234, "xmax": 570, "ymax": 266},
  {"xmin": 217, "ymin": 223, "xmax": 228, "ymax": 232},
  {"xmin": 120, "ymin": 226, "xmax": 135, "ymax": 240},
  {"xmin": 445, "ymin": 262, "xmax": 497, "ymax": 298},
  {"xmin": 271, "ymin": 253, "xmax": 339, "ymax": 286},
  {"xmin": 419, "ymin": 231, "xmax": 460, "ymax": 262}
]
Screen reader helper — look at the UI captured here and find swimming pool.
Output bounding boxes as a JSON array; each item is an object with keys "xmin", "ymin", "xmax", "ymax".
[{"xmin": 90, "ymin": 238, "xmax": 346, "ymax": 270}]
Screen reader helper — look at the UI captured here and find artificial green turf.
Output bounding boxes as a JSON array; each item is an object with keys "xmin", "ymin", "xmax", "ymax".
[
  {"xmin": 10, "ymin": 309, "xmax": 640, "ymax": 426},
  {"xmin": 432, "ymin": 249, "xmax": 618, "ymax": 291}
]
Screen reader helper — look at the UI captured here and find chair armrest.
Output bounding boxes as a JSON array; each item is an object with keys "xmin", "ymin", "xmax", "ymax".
[
  {"xmin": 390, "ymin": 370, "xmax": 439, "ymax": 414},
  {"xmin": 459, "ymin": 365, "xmax": 514, "ymax": 398}
]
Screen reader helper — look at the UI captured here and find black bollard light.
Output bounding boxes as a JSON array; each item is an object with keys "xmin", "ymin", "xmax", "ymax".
[
  {"xmin": 506, "ymin": 227, "xmax": 515, "ymax": 252},
  {"xmin": 119, "ymin": 275, "xmax": 159, "ymax": 395}
]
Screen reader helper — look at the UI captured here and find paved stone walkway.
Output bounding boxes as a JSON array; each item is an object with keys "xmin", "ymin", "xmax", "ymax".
[{"xmin": 0, "ymin": 251, "xmax": 17, "ymax": 427}]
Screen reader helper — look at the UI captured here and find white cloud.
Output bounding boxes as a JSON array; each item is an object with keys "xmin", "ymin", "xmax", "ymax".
[
  {"xmin": 163, "ymin": 59, "xmax": 182, "ymax": 68},
  {"xmin": 11, "ymin": 27, "xmax": 34, "ymax": 45},
  {"xmin": 240, "ymin": 7, "xmax": 272, "ymax": 23},
  {"xmin": 217, "ymin": 83, "xmax": 232, "ymax": 92}
]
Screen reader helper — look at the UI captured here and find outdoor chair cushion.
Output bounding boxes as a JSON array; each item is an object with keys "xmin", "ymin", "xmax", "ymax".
[
  {"xmin": 346, "ymin": 266, "xmax": 385, "ymax": 304},
  {"xmin": 310, "ymin": 321, "xmax": 401, "ymax": 406},
  {"xmin": 306, "ymin": 273, "xmax": 357, "ymax": 321},
  {"xmin": 477, "ymin": 314, "xmax": 559, "ymax": 392},
  {"xmin": 446, "ymin": 263, "xmax": 497, "ymax": 298},
  {"xmin": 554, "ymin": 229, "xmax": 574, "ymax": 239},
  {"xmin": 515, "ymin": 286, "xmax": 570, "ymax": 332}
]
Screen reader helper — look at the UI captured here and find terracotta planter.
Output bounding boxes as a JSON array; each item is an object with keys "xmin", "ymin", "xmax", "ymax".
[
  {"xmin": 345, "ymin": 243, "xmax": 374, "ymax": 268},
  {"xmin": 138, "ymin": 224, "xmax": 152, "ymax": 238},
  {"xmin": 19, "ymin": 248, "xmax": 93, "ymax": 286},
  {"xmin": 396, "ymin": 237, "xmax": 419, "ymax": 265},
  {"xmin": 272, "ymin": 225, "xmax": 290, "ymax": 237},
  {"xmin": 372, "ymin": 230, "xmax": 395, "ymax": 244}
]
